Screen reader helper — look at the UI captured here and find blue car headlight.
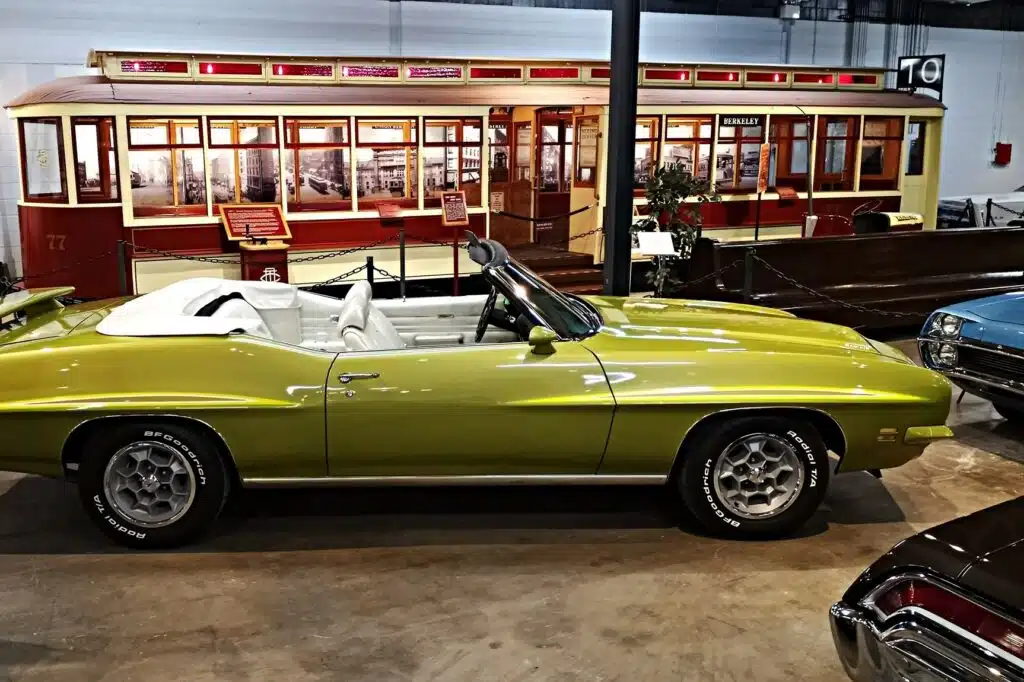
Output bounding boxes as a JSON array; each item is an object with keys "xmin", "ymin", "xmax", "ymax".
[
  {"xmin": 926, "ymin": 342, "xmax": 958, "ymax": 367},
  {"xmin": 928, "ymin": 313, "xmax": 963, "ymax": 338}
]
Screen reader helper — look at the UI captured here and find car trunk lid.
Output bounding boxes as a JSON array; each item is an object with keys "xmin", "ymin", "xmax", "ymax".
[{"xmin": 0, "ymin": 288, "xmax": 125, "ymax": 347}]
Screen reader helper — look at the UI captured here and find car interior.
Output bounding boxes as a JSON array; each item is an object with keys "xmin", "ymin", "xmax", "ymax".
[{"xmin": 97, "ymin": 278, "xmax": 522, "ymax": 352}]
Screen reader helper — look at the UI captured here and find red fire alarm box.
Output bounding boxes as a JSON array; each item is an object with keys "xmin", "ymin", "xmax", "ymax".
[{"xmin": 995, "ymin": 142, "xmax": 1012, "ymax": 166}]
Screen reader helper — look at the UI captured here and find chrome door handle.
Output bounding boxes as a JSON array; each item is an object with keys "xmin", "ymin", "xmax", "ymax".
[{"xmin": 338, "ymin": 372, "xmax": 380, "ymax": 384}]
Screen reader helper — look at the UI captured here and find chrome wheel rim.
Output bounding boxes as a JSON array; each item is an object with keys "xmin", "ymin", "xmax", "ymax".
[
  {"xmin": 712, "ymin": 433, "xmax": 805, "ymax": 520},
  {"xmin": 102, "ymin": 441, "xmax": 196, "ymax": 528}
]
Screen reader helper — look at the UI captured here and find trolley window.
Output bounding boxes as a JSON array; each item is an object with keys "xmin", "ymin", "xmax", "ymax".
[
  {"xmin": 906, "ymin": 121, "xmax": 926, "ymax": 176},
  {"xmin": 538, "ymin": 116, "xmax": 573, "ymax": 193},
  {"xmin": 424, "ymin": 118, "xmax": 483, "ymax": 207},
  {"xmin": 860, "ymin": 116, "xmax": 903, "ymax": 191},
  {"xmin": 284, "ymin": 118, "xmax": 351, "ymax": 212},
  {"xmin": 768, "ymin": 116, "xmax": 810, "ymax": 193},
  {"xmin": 815, "ymin": 116, "xmax": 858, "ymax": 192},
  {"xmin": 208, "ymin": 118, "xmax": 280, "ymax": 206},
  {"xmin": 663, "ymin": 116, "xmax": 712, "ymax": 181},
  {"xmin": 19, "ymin": 117, "xmax": 68, "ymax": 203},
  {"xmin": 716, "ymin": 116, "xmax": 764, "ymax": 192},
  {"xmin": 488, "ymin": 120, "xmax": 511, "ymax": 185},
  {"xmin": 127, "ymin": 117, "xmax": 206, "ymax": 217},
  {"xmin": 72, "ymin": 117, "xmax": 119, "ymax": 203},
  {"xmin": 356, "ymin": 118, "xmax": 418, "ymax": 208},
  {"xmin": 634, "ymin": 117, "xmax": 659, "ymax": 187}
]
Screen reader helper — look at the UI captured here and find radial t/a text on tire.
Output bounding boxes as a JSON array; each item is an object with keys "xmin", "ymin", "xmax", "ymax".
[
  {"xmin": 679, "ymin": 416, "xmax": 831, "ymax": 539},
  {"xmin": 76, "ymin": 421, "xmax": 229, "ymax": 549}
]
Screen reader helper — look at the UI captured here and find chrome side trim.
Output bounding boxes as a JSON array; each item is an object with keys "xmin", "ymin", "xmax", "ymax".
[{"xmin": 242, "ymin": 474, "xmax": 668, "ymax": 488}]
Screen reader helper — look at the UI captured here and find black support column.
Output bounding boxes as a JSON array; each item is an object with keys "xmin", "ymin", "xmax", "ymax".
[{"xmin": 601, "ymin": 0, "xmax": 641, "ymax": 296}]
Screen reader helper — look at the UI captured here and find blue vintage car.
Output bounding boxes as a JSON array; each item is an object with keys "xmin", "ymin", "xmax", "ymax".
[{"xmin": 920, "ymin": 292, "xmax": 1024, "ymax": 421}]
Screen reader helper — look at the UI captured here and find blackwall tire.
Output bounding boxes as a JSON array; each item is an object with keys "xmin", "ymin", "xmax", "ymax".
[
  {"xmin": 678, "ymin": 416, "xmax": 830, "ymax": 539},
  {"xmin": 992, "ymin": 402, "xmax": 1024, "ymax": 423},
  {"xmin": 77, "ymin": 422, "xmax": 229, "ymax": 549}
]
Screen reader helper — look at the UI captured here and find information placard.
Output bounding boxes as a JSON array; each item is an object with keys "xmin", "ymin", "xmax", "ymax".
[
  {"xmin": 757, "ymin": 143, "xmax": 771, "ymax": 195},
  {"xmin": 441, "ymin": 191, "xmax": 469, "ymax": 226},
  {"xmin": 219, "ymin": 205, "xmax": 291, "ymax": 242},
  {"xmin": 489, "ymin": 191, "xmax": 505, "ymax": 214},
  {"xmin": 578, "ymin": 120, "xmax": 600, "ymax": 167}
]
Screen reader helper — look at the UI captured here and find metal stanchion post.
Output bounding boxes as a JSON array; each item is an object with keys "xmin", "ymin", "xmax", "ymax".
[
  {"xmin": 366, "ymin": 256, "xmax": 374, "ymax": 289},
  {"xmin": 117, "ymin": 240, "xmax": 128, "ymax": 296},
  {"xmin": 743, "ymin": 248, "xmax": 755, "ymax": 303},
  {"xmin": 399, "ymin": 226, "xmax": 406, "ymax": 300}
]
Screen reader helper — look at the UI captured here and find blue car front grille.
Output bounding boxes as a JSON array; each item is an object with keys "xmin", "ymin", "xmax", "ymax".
[{"xmin": 958, "ymin": 343, "xmax": 1024, "ymax": 380}]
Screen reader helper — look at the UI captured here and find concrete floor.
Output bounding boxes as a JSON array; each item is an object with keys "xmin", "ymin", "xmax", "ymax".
[{"xmin": 0, "ymin": 342, "xmax": 1022, "ymax": 682}]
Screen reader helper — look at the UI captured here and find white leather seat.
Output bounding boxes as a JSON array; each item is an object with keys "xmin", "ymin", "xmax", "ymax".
[
  {"xmin": 210, "ymin": 298, "xmax": 273, "ymax": 339},
  {"xmin": 336, "ymin": 280, "xmax": 405, "ymax": 351}
]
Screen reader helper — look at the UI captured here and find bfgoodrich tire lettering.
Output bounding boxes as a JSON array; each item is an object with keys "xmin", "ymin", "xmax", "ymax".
[
  {"xmin": 77, "ymin": 422, "xmax": 229, "ymax": 549},
  {"xmin": 679, "ymin": 416, "xmax": 830, "ymax": 539}
]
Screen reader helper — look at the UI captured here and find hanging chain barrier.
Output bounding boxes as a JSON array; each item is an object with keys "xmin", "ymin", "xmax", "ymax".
[
  {"xmin": 492, "ymin": 204, "xmax": 595, "ymax": 224},
  {"xmin": 305, "ymin": 263, "xmax": 370, "ymax": 290},
  {"xmin": 986, "ymin": 198, "xmax": 1024, "ymax": 224},
  {"xmin": 370, "ymin": 265, "xmax": 452, "ymax": 298},
  {"xmin": 680, "ymin": 248, "xmax": 929, "ymax": 320}
]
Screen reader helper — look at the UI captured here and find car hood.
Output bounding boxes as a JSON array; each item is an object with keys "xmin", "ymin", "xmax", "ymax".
[
  {"xmin": 582, "ymin": 295, "xmax": 879, "ymax": 357},
  {"xmin": 941, "ymin": 291, "xmax": 1024, "ymax": 323}
]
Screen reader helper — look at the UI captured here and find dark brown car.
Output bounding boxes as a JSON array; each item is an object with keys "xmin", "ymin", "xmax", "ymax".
[{"xmin": 830, "ymin": 496, "xmax": 1024, "ymax": 681}]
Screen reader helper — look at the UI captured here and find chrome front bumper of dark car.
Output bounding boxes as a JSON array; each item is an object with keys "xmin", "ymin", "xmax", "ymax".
[{"xmin": 829, "ymin": 601, "xmax": 1024, "ymax": 682}]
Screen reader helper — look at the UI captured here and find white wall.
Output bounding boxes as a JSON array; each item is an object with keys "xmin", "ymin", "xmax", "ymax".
[{"xmin": 1, "ymin": 0, "xmax": 1020, "ymax": 274}]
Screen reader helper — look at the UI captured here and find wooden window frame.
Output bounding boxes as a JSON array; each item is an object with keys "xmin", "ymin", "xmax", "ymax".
[
  {"xmin": 71, "ymin": 116, "xmax": 120, "ymax": 204},
  {"xmin": 284, "ymin": 117, "xmax": 352, "ymax": 212},
  {"xmin": 859, "ymin": 116, "xmax": 904, "ymax": 191},
  {"xmin": 355, "ymin": 117, "xmax": 419, "ymax": 208},
  {"xmin": 662, "ymin": 115, "xmax": 714, "ymax": 182},
  {"xmin": 768, "ymin": 115, "xmax": 812, "ymax": 193},
  {"xmin": 126, "ymin": 116, "xmax": 206, "ymax": 217},
  {"xmin": 18, "ymin": 117, "xmax": 68, "ymax": 203},
  {"xmin": 634, "ymin": 116, "xmax": 660, "ymax": 191},
  {"xmin": 423, "ymin": 117, "xmax": 483, "ymax": 207},
  {"xmin": 815, "ymin": 116, "xmax": 860, "ymax": 192},
  {"xmin": 207, "ymin": 117, "xmax": 280, "ymax": 206},
  {"xmin": 715, "ymin": 115, "xmax": 766, "ymax": 193}
]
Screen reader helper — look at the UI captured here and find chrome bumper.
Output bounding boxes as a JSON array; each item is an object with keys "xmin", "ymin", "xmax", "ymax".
[{"xmin": 830, "ymin": 601, "xmax": 1024, "ymax": 682}]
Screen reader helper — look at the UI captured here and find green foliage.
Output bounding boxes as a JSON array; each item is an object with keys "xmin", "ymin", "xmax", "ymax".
[{"xmin": 630, "ymin": 163, "xmax": 718, "ymax": 297}]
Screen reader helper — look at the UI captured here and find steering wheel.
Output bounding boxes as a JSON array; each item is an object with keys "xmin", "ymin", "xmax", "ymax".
[{"xmin": 475, "ymin": 287, "xmax": 498, "ymax": 343}]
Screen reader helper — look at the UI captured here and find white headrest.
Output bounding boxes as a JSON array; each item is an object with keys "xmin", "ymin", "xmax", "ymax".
[
  {"xmin": 337, "ymin": 295, "xmax": 369, "ymax": 332},
  {"xmin": 345, "ymin": 281, "xmax": 372, "ymax": 304}
]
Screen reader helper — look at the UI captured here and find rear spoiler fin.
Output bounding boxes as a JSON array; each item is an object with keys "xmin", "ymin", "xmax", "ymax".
[{"xmin": 0, "ymin": 287, "xmax": 75, "ymax": 321}]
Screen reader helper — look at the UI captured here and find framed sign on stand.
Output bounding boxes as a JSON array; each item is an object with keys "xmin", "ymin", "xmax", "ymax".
[
  {"xmin": 219, "ymin": 205, "xmax": 292, "ymax": 283},
  {"xmin": 441, "ymin": 191, "xmax": 469, "ymax": 295}
]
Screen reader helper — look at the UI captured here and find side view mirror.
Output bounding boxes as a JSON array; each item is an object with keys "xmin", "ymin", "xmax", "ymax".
[{"xmin": 528, "ymin": 326, "xmax": 557, "ymax": 355}]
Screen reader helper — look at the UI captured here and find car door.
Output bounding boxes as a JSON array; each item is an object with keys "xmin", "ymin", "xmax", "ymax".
[{"xmin": 325, "ymin": 340, "xmax": 615, "ymax": 477}]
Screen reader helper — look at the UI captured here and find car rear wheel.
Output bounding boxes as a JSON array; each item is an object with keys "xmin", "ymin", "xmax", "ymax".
[
  {"xmin": 77, "ymin": 422, "xmax": 229, "ymax": 549},
  {"xmin": 992, "ymin": 402, "xmax": 1024, "ymax": 423},
  {"xmin": 678, "ymin": 416, "xmax": 831, "ymax": 539}
]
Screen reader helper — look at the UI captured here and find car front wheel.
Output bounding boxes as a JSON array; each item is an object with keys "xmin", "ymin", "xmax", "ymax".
[
  {"xmin": 679, "ymin": 416, "xmax": 831, "ymax": 539},
  {"xmin": 77, "ymin": 421, "xmax": 230, "ymax": 549}
]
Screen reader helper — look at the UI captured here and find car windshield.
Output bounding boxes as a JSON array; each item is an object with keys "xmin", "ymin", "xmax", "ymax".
[{"xmin": 502, "ymin": 258, "xmax": 600, "ymax": 339}]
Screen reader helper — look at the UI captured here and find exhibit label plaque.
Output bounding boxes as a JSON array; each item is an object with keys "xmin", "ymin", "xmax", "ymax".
[
  {"xmin": 578, "ymin": 120, "xmax": 600, "ymax": 167},
  {"xmin": 490, "ymin": 191, "xmax": 505, "ymax": 213},
  {"xmin": 441, "ymin": 191, "xmax": 469, "ymax": 226},
  {"xmin": 219, "ymin": 205, "xmax": 291, "ymax": 242},
  {"xmin": 757, "ymin": 143, "xmax": 771, "ymax": 195}
]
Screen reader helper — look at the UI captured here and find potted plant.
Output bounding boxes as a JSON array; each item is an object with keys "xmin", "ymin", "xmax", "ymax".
[{"xmin": 630, "ymin": 164, "xmax": 718, "ymax": 297}]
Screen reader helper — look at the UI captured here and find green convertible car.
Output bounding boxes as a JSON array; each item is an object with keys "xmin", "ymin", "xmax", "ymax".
[{"xmin": 0, "ymin": 234, "xmax": 952, "ymax": 548}]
